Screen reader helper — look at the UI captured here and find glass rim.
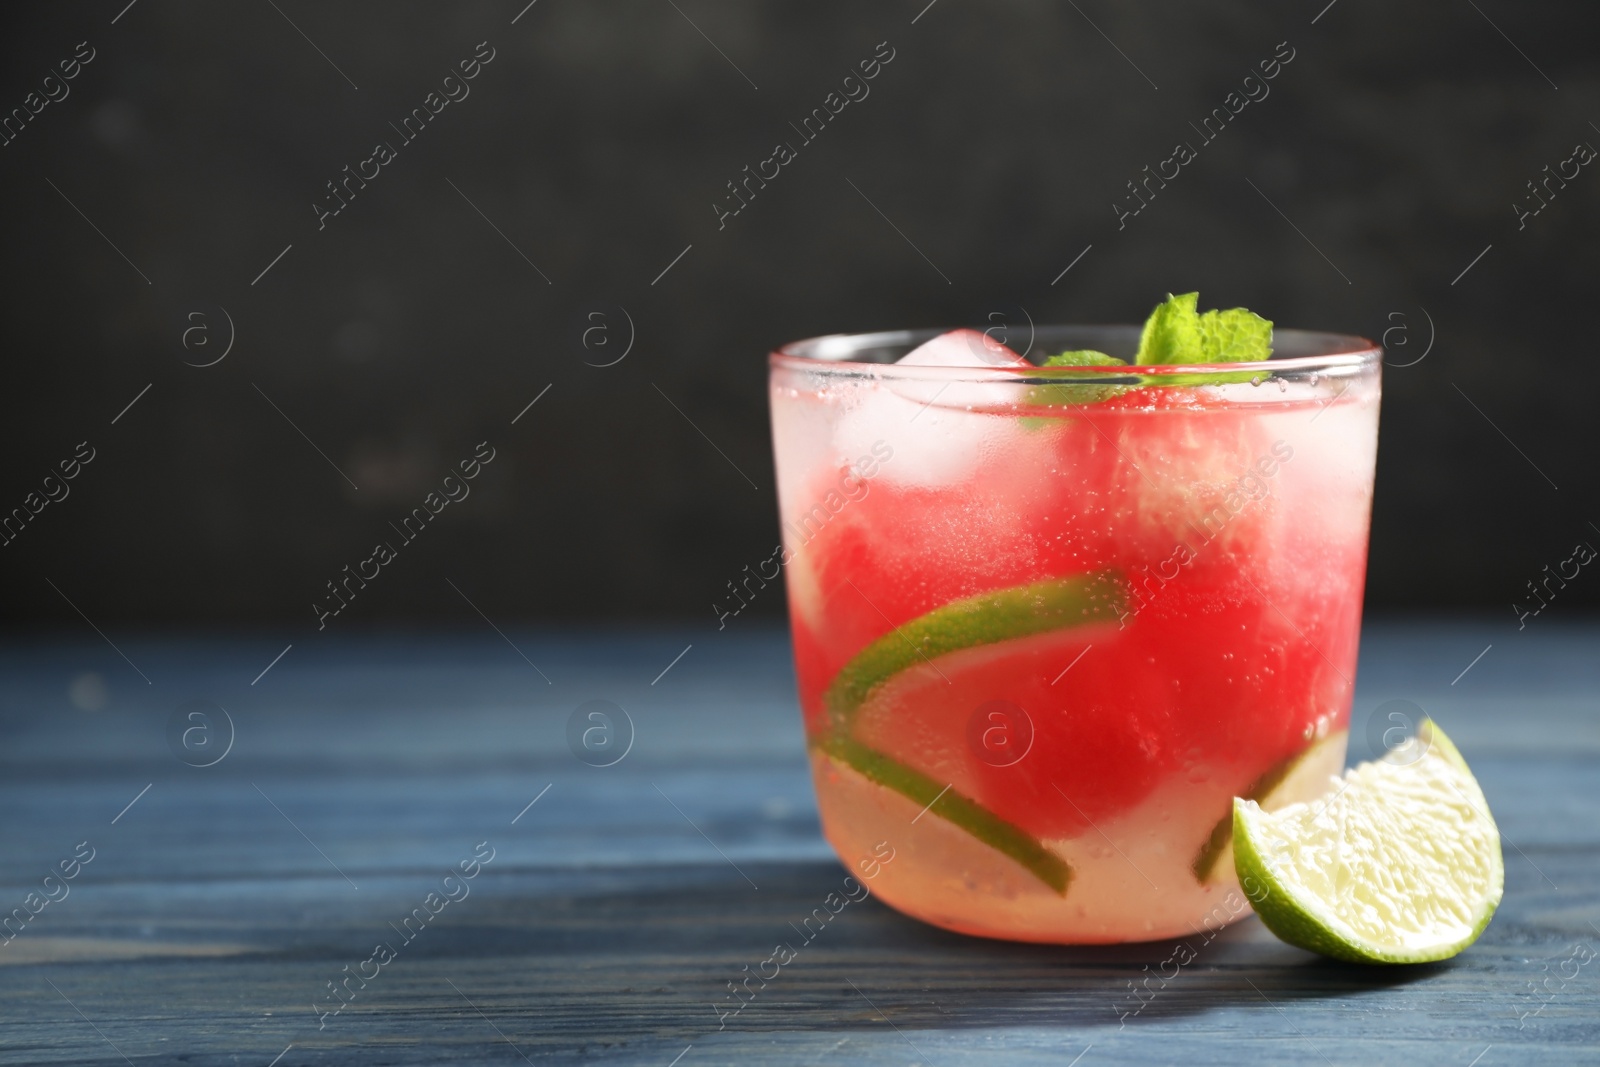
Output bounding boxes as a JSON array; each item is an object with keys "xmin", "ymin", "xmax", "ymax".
[{"xmin": 770, "ymin": 325, "xmax": 1381, "ymax": 380}]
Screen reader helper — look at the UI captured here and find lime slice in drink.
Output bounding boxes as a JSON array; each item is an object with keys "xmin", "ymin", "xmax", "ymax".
[
  {"xmin": 1233, "ymin": 719, "xmax": 1503, "ymax": 963},
  {"xmin": 809, "ymin": 571, "xmax": 1122, "ymax": 894},
  {"xmin": 812, "ymin": 734, "xmax": 1072, "ymax": 894},
  {"xmin": 1191, "ymin": 729, "xmax": 1348, "ymax": 884},
  {"xmin": 823, "ymin": 571, "xmax": 1124, "ymax": 731}
]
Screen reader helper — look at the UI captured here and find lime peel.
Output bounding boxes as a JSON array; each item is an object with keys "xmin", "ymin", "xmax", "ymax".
[
  {"xmin": 823, "ymin": 571, "xmax": 1124, "ymax": 732},
  {"xmin": 813, "ymin": 733, "xmax": 1072, "ymax": 895},
  {"xmin": 813, "ymin": 572, "xmax": 1125, "ymax": 897},
  {"xmin": 1233, "ymin": 719, "xmax": 1504, "ymax": 964}
]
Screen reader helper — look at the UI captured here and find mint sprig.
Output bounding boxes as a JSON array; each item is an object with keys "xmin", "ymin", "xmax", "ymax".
[
  {"xmin": 1027, "ymin": 292, "xmax": 1273, "ymax": 413},
  {"xmin": 1136, "ymin": 291, "xmax": 1272, "ymax": 383}
]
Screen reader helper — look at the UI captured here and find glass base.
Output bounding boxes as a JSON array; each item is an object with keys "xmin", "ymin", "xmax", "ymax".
[{"xmin": 812, "ymin": 741, "xmax": 1344, "ymax": 944}]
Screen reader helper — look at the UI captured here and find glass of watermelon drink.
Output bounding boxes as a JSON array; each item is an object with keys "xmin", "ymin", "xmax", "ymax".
[{"xmin": 768, "ymin": 318, "xmax": 1381, "ymax": 943}]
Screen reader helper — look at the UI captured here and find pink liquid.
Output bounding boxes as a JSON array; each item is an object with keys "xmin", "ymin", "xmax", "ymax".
[{"xmin": 771, "ymin": 369, "xmax": 1379, "ymax": 942}]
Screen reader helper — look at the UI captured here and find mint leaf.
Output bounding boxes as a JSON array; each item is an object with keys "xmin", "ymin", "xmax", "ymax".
[
  {"xmin": 1197, "ymin": 307, "xmax": 1273, "ymax": 363},
  {"xmin": 1133, "ymin": 292, "xmax": 1272, "ymax": 384},
  {"xmin": 1135, "ymin": 292, "xmax": 1273, "ymax": 365},
  {"xmin": 1042, "ymin": 350, "xmax": 1125, "ymax": 368},
  {"xmin": 1026, "ymin": 350, "xmax": 1132, "ymax": 410},
  {"xmin": 1135, "ymin": 292, "xmax": 1203, "ymax": 365}
]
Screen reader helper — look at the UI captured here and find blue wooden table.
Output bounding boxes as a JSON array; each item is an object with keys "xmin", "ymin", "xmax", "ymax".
[{"xmin": 0, "ymin": 623, "xmax": 1595, "ymax": 1065}]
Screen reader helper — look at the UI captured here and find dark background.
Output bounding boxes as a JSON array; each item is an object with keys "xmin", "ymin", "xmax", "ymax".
[{"xmin": 1, "ymin": 0, "xmax": 1595, "ymax": 632}]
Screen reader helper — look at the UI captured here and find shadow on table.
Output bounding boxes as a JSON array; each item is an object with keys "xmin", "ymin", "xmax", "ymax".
[{"xmin": 412, "ymin": 859, "xmax": 1449, "ymax": 1041}]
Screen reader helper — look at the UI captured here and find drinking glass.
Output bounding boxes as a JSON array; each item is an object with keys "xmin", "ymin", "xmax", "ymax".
[{"xmin": 768, "ymin": 325, "xmax": 1381, "ymax": 943}]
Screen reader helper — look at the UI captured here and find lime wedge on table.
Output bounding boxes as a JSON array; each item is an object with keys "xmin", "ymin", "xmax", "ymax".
[
  {"xmin": 1192, "ymin": 729, "xmax": 1349, "ymax": 883},
  {"xmin": 1233, "ymin": 719, "xmax": 1504, "ymax": 963}
]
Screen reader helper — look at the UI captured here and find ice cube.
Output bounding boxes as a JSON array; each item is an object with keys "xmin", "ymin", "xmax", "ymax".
[
  {"xmin": 899, "ymin": 328, "xmax": 1029, "ymax": 370},
  {"xmin": 885, "ymin": 328, "xmax": 1031, "ymax": 408},
  {"xmin": 834, "ymin": 329, "xmax": 1029, "ymax": 488}
]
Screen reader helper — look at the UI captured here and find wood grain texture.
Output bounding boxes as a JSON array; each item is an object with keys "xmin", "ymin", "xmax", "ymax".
[{"xmin": 0, "ymin": 622, "xmax": 1595, "ymax": 1065}]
